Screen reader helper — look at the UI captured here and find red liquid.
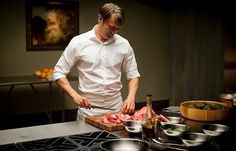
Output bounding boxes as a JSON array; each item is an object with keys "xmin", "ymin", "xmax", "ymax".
[{"xmin": 142, "ymin": 124, "xmax": 155, "ymax": 142}]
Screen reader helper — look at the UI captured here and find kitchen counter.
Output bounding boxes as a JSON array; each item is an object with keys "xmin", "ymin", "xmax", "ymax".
[
  {"xmin": 1, "ymin": 112, "xmax": 235, "ymax": 151},
  {"xmin": 0, "ymin": 120, "xmax": 133, "ymax": 151},
  {"xmin": 0, "ymin": 120, "xmax": 100, "ymax": 145}
]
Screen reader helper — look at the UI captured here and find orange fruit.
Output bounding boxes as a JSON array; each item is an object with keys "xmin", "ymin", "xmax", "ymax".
[
  {"xmin": 35, "ymin": 70, "xmax": 41, "ymax": 77},
  {"xmin": 40, "ymin": 72, "xmax": 47, "ymax": 78},
  {"xmin": 43, "ymin": 67, "xmax": 50, "ymax": 73},
  {"xmin": 48, "ymin": 68, "xmax": 53, "ymax": 74},
  {"xmin": 46, "ymin": 71, "xmax": 52, "ymax": 76}
]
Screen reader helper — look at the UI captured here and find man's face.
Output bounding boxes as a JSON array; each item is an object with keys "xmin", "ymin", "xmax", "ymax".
[{"xmin": 99, "ymin": 15, "xmax": 121, "ymax": 40}]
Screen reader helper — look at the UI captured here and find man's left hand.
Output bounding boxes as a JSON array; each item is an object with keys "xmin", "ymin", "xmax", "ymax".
[{"xmin": 121, "ymin": 98, "xmax": 135, "ymax": 114}]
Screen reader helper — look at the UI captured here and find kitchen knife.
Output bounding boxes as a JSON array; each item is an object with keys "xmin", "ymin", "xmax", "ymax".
[{"xmin": 90, "ymin": 105, "xmax": 116, "ymax": 111}]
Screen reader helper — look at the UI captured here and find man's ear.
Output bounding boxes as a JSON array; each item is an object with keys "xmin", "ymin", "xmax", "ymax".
[{"xmin": 98, "ymin": 15, "xmax": 103, "ymax": 24}]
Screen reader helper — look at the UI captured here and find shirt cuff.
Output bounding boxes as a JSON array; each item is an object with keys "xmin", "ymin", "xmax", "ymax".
[
  {"xmin": 127, "ymin": 70, "xmax": 140, "ymax": 80},
  {"xmin": 52, "ymin": 72, "xmax": 66, "ymax": 81}
]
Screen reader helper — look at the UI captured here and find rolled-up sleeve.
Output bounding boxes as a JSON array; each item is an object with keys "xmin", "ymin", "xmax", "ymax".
[
  {"xmin": 123, "ymin": 45, "xmax": 140, "ymax": 80},
  {"xmin": 53, "ymin": 38, "xmax": 77, "ymax": 81},
  {"xmin": 52, "ymin": 72, "xmax": 66, "ymax": 81}
]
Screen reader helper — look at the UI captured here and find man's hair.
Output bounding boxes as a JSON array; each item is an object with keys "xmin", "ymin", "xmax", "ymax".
[{"xmin": 98, "ymin": 3, "xmax": 125, "ymax": 25}]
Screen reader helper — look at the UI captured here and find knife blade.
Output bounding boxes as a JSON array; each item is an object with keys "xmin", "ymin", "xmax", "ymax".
[{"xmin": 90, "ymin": 105, "xmax": 116, "ymax": 111}]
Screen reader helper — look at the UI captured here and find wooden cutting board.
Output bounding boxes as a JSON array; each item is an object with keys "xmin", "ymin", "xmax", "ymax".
[{"xmin": 85, "ymin": 113, "xmax": 124, "ymax": 132}]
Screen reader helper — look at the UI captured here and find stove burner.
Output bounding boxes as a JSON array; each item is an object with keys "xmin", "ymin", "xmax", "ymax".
[
  {"xmin": 0, "ymin": 143, "xmax": 22, "ymax": 151},
  {"xmin": 67, "ymin": 131, "xmax": 117, "ymax": 150},
  {"xmin": 19, "ymin": 137, "xmax": 78, "ymax": 151},
  {"xmin": 0, "ymin": 130, "xmax": 118, "ymax": 151}
]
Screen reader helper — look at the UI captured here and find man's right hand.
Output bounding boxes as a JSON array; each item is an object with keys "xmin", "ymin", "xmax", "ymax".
[
  {"xmin": 54, "ymin": 77, "xmax": 91, "ymax": 109},
  {"xmin": 73, "ymin": 94, "xmax": 91, "ymax": 109}
]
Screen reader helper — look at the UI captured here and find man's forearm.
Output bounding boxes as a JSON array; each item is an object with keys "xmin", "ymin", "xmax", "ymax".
[
  {"xmin": 127, "ymin": 77, "xmax": 139, "ymax": 101},
  {"xmin": 55, "ymin": 77, "xmax": 80, "ymax": 101},
  {"xmin": 56, "ymin": 77, "xmax": 91, "ymax": 108}
]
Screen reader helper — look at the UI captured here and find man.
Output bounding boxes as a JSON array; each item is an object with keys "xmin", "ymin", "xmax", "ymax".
[{"xmin": 53, "ymin": 3, "xmax": 140, "ymax": 120}]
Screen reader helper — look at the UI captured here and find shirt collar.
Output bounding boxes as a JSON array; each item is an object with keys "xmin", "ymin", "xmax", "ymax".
[{"xmin": 88, "ymin": 25, "xmax": 115, "ymax": 44}]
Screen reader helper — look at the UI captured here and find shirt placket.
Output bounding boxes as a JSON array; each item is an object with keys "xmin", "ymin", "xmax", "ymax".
[{"xmin": 100, "ymin": 44, "xmax": 108, "ymax": 96}]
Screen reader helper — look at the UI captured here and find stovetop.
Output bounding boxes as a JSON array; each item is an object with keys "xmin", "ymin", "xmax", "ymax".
[{"xmin": 0, "ymin": 130, "xmax": 118, "ymax": 151}]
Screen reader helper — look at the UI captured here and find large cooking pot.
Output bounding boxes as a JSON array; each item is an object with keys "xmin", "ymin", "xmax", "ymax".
[
  {"xmin": 99, "ymin": 138, "xmax": 187, "ymax": 151},
  {"xmin": 100, "ymin": 138, "xmax": 149, "ymax": 151}
]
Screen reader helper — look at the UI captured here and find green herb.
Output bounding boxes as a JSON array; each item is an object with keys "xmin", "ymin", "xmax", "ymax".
[
  {"xmin": 188, "ymin": 103, "xmax": 225, "ymax": 110},
  {"xmin": 166, "ymin": 127, "xmax": 181, "ymax": 132}
]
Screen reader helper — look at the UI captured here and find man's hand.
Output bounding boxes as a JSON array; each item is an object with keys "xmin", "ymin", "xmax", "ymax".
[
  {"xmin": 122, "ymin": 77, "xmax": 139, "ymax": 114},
  {"xmin": 55, "ymin": 77, "xmax": 91, "ymax": 109},
  {"xmin": 73, "ymin": 94, "xmax": 91, "ymax": 109},
  {"xmin": 121, "ymin": 98, "xmax": 135, "ymax": 114}
]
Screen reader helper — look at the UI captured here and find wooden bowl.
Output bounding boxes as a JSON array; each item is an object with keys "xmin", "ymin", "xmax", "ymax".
[{"xmin": 180, "ymin": 100, "xmax": 231, "ymax": 121}]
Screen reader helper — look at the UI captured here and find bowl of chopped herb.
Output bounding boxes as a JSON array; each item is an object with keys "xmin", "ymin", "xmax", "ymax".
[{"xmin": 161, "ymin": 123, "xmax": 190, "ymax": 137}]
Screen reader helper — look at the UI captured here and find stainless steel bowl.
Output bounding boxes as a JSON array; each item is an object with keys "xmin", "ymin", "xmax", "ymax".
[
  {"xmin": 201, "ymin": 123, "xmax": 230, "ymax": 137},
  {"xmin": 180, "ymin": 132, "xmax": 209, "ymax": 147},
  {"xmin": 124, "ymin": 120, "xmax": 142, "ymax": 133},
  {"xmin": 161, "ymin": 123, "xmax": 190, "ymax": 137},
  {"xmin": 160, "ymin": 116, "xmax": 184, "ymax": 125}
]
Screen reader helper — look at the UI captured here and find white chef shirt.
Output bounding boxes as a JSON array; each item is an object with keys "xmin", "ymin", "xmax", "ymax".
[{"xmin": 53, "ymin": 26, "xmax": 140, "ymax": 118}]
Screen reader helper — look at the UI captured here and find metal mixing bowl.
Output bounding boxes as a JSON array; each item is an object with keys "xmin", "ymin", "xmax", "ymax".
[
  {"xmin": 161, "ymin": 123, "xmax": 190, "ymax": 137},
  {"xmin": 201, "ymin": 123, "xmax": 230, "ymax": 137},
  {"xmin": 180, "ymin": 132, "xmax": 209, "ymax": 147},
  {"xmin": 160, "ymin": 116, "xmax": 184, "ymax": 125},
  {"xmin": 124, "ymin": 120, "xmax": 142, "ymax": 133}
]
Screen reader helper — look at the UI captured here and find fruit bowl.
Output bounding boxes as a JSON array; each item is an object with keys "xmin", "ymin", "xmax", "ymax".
[
  {"xmin": 180, "ymin": 100, "xmax": 231, "ymax": 121},
  {"xmin": 34, "ymin": 67, "xmax": 53, "ymax": 79}
]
